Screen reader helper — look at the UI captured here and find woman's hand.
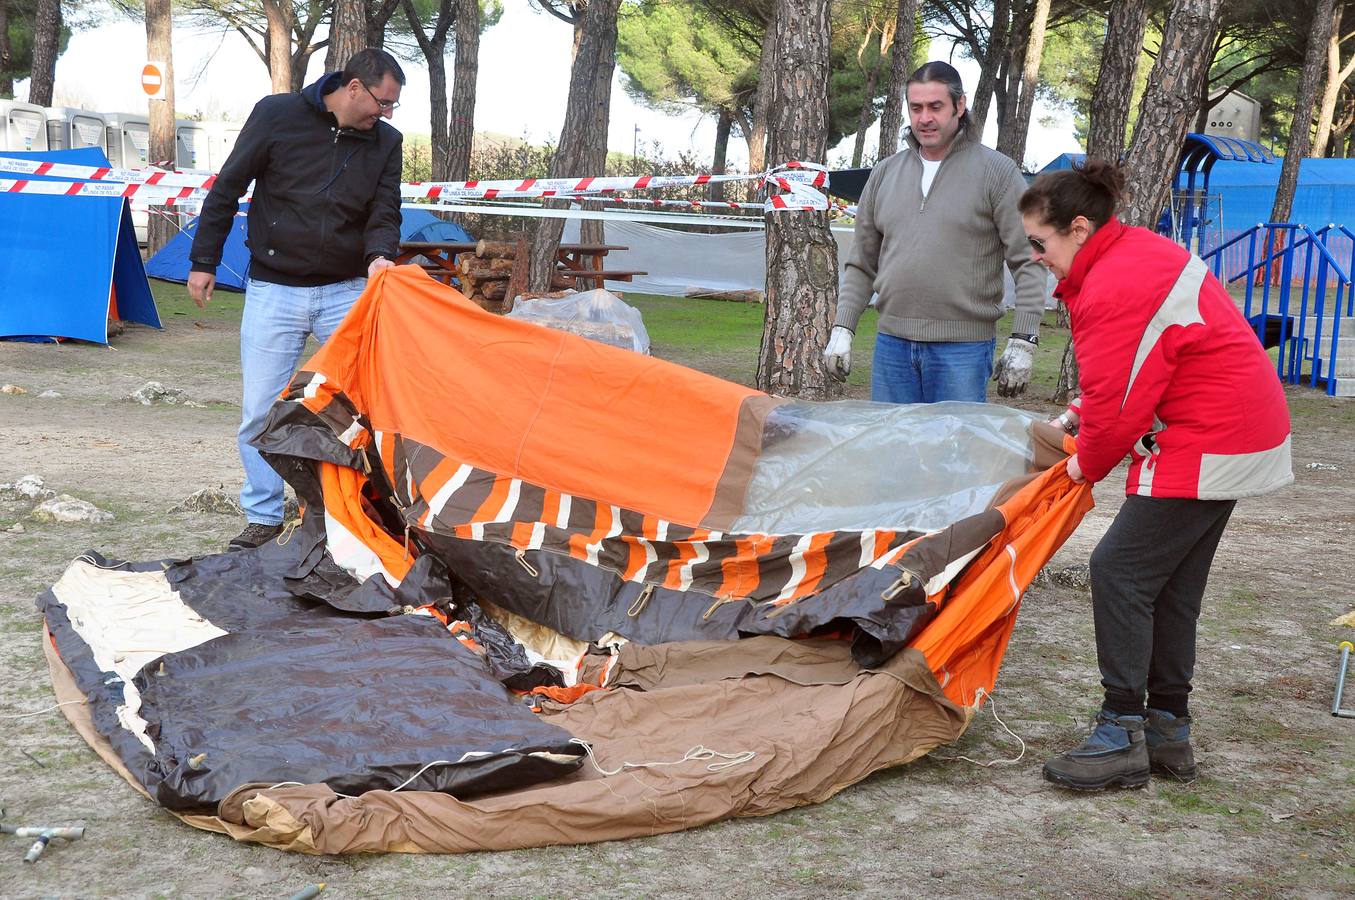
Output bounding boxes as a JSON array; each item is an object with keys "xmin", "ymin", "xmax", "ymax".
[{"xmin": 1066, "ymin": 453, "xmax": 1085, "ymax": 483}]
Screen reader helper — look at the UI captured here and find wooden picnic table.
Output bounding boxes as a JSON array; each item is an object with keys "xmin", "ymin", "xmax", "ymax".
[{"xmin": 395, "ymin": 240, "xmax": 644, "ymax": 292}]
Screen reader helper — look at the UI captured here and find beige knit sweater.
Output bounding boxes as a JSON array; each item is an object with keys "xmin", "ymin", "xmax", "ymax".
[{"xmin": 836, "ymin": 124, "xmax": 1047, "ymax": 343}]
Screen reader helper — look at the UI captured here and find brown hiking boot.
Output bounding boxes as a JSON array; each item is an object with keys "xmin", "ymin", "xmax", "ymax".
[
  {"xmin": 228, "ymin": 522, "xmax": 284, "ymax": 551},
  {"xmin": 1145, "ymin": 708, "xmax": 1197, "ymax": 782},
  {"xmin": 1043, "ymin": 710, "xmax": 1150, "ymax": 792}
]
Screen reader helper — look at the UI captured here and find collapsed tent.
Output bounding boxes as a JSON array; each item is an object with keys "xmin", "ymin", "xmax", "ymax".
[
  {"xmin": 145, "ymin": 206, "xmax": 473, "ymax": 291},
  {"xmin": 39, "ymin": 266, "xmax": 1092, "ymax": 853},
  {"xmin": 0, "ymin": 147, "xmax": 160, "ymax": 343}
]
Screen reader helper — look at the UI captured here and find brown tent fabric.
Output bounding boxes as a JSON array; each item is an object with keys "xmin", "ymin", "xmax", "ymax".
[{"xmin": 50, "ymin": 630, "xmax": 965, "ymax": 854}]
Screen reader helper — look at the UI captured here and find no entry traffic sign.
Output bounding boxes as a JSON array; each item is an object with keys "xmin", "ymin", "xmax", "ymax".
[{"xmin": 141, "ymin": 62, "xmax": 167, "ymax": 100}]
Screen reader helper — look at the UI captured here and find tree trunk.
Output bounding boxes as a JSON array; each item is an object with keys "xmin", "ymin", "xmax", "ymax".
[
  {"xmin": 367, "ymin": 0, "xmax": 402, "ymax": 49},
  {"xmin": 995, "ymin": 0, "xmax": 1050, "ymax": 167},
  {"xmin": 402, "ymin": 0, "xmax": 455, "ymax": 179},
  {"xmin": 756, "ymin": 0, "xmax": 838, "ymax": 400},
  {"xmin": 993, "ymin": 2, "xmax": 1027, "ymax": 142},
  {"xmin": 528, "ymin": 0, "xmax": 620, "ymax": 292},
  {"xmin": 1085, "ymin": 0, "xmax": 1150, "ymax": 162},
  {"xmin": 969, "ymin": 0, "xmax": 1010, "ymax": 131},
  {"xmin": 427, "ymin": 38, "xmax": 451, "ymax": 180},
  {"xmin": 709, "ymin": 106, "xmax": 731, "ymax": 202},
  {"xmin": 877, "ymin": 0, "xmax": 917, "ymax": 160},
  {"xmin": 145, "ymin": 0, "xmax": 176, "ymax": 256},
  {"xmin": 1121, "ymin": 0, "xmax": 1223, "ymax": 229},
  {"xmin": 28, "ymin": 0, "xmax": 60, "ymax": 106},
  {"xmin": 446, "ymin": 0, "xmax": 481, "ymax": 183},
  {"xmin": 326, "ymin": 0, "xmax": 368, "ymax": 72},
  {"xmin": 263, "ymin": 0, "xmax": 293, "ymax": 93},
  {"xmin": 1269, "ymin": 0, "xmax": 1337, "ymax": 224},
  {"xmin": 0, "ymin": 1, "xmax": 13, "ymax": 99},
  {"xmin": 746, "ymin": 7, "xmax": 777, "ymax": 188},
  {"xmin": 851, "ymin": 63, "xmax": 879, "ymax": 168},
  {"xmin": 1312, "ymin": 5, "xmax": 1352, "ymax": 159}
]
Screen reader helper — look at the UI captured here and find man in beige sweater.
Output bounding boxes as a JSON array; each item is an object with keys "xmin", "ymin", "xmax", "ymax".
[{"xmin": 824, "ymin": 61, "xmax": 1047, "ymax": 403}]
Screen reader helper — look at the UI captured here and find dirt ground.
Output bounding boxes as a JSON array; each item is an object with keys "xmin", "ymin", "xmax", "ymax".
[{"xmin": 2, "ymin": 295, "xmax": 1353, "ymax": 899}]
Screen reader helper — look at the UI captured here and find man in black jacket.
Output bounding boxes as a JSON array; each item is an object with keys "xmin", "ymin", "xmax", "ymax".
[{"xmin": 188, "ymin": 48, "xmax": 404, "ymax": 551}]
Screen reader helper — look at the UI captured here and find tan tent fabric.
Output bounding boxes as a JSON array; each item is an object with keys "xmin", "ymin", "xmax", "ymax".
[{"xmin": 49, "ymin": 631, "xmax": 966, "ymax": 854}]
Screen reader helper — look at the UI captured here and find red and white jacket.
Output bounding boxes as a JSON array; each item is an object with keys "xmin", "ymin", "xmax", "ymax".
[{"xmin": 1056, "ymin": 218, "xmax": 1292, "ymax": 500}]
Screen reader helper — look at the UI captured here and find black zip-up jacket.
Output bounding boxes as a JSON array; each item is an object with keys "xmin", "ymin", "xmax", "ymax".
[{"xmin": 189, "ymin": 71, "xmax": 403, "ymax": 286}]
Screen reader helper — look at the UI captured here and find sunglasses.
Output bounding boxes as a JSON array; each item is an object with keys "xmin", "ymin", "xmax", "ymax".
[
  {"xmin": 362, "ymin": 82, "xmax": 400, "ymax": 112},
  {"xmin": 1027, "ymin": 235, "xmax": 1048, "ymax": 254}
]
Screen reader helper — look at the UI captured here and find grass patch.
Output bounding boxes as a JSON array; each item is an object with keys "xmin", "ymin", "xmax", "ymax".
[{"xmin": 149, "ymin": 279, "xmax": 246, "ymax": 322}]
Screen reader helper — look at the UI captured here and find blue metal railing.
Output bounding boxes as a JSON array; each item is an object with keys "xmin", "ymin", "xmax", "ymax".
[{"xmin": 1201, "ymin": 222, "xmax": 1353, "ymax": 396}]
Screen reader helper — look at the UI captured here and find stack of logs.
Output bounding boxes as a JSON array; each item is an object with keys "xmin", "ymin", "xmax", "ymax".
[{"xmin": 455, "ymin": 238, "xmax": 574, "ymax": 313}]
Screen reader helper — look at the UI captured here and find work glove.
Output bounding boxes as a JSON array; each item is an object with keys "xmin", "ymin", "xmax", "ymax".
[
  {"xmin": 823, "ymin": 326, "xmax": 854, "ymax": 381},
  {"xmin": 993, "ymin": 336, "xmax": 1037, "ymax": 397}
]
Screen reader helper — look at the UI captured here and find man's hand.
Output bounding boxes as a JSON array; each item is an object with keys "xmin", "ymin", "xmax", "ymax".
[
  {"xmin": 187, "ymin": 271, "xmax": 216, "ymax": 310},
  {"xmin": 823, "ymin": 325, "xmax": 854, "ymax": 382},
  {"xmin": 993, "ymin": 336, "xmax": 1037, "ymax": 397},
  {"xmin": 1066, "ymin": 453, "xmax": 1084, "ymax": 483},
  {"xmin": 368, "ymin": 256, "xmax": 395, "ymax": 278}
]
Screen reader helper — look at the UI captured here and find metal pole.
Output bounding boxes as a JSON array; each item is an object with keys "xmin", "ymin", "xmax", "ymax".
[{"xmin": 1334, "ymin": 641, "xmax": 1354, "ymax": 718}]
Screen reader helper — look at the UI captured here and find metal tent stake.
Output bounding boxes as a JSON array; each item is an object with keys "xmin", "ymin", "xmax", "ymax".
[{"xmin": 1334, "ymin": 641, "xmax": 1355, "ymax": 718}]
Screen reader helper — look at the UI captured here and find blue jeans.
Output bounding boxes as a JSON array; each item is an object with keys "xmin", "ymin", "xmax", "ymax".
[
  {"xmin": 870, "ymin": 333, "xmax": 997, "ymax": 404},
  {"xmin": 238, "ymin": 277, "xmax": 366, "ymax": 524}
]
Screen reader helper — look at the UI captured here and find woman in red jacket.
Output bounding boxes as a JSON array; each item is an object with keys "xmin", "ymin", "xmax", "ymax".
[{"xmin": 1019, "ymin": 161, "xmax": 1292, "ymax": 791}]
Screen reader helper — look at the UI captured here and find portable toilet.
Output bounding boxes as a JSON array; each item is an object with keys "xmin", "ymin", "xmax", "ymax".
[
  {"xmin": 45, "ymin": 108, "xmax": 109, "ymax": 154},
  {"xmin": 0, "ymin": 100, "xmax": 50, "ymax": 152},
  {"xmin": 205, "ymin": 121, "xmax": 241, "ymax": 172},
  {"xmin": 104, "ymin": 112, "xmax": 151, "ymax": 169},
  {"xmin": 175, "ymin": 119, "xmax": 211, "ymax": 171}
]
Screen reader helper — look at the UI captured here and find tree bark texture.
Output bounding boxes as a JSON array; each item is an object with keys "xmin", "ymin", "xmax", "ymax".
[
  {"xmin": 447, "ymin": 0, "xmax": 481, "ymax": 183},
  {"xmin": 1312, "ymin": 4, "xmax": 1353, "ymax": 157},
  {"xmin": 877, "ymin": 0, "xmax": 917, "ymax": 160},
  {"xmin": 756, "ymin": 0, "xmax": 838, "ymax": 400},
  {"xmin": 745, "ymin": 6, "xmax": 777, "ymax": 194},
  {"xmin": 710, "ymin": 106, "xmax": 732, "ymax": 201},
  {"xmin": 1270, "ymin": 0, "xmax": 1337, "ymax": 223},
  {"xmin": 28, "ymin": 0, "xmax": 60, "ymax": 106},
  {"xmin": 1085, "ymin": 0, "xmax": 1150, "ymax": 163},
  {"xmin": 367, "ymin": 0, "xmax": 403, "ymax": 49},
  {"xmin": 1121, "ymin": 0, "xmax": 1223, "ymax": 229},
  {"xmin": 0, "ymin": 1, "xmax": 12, "ymax": 98},
  {"xmin": 528, "ymin": 0, "xmax": 620, "ymax": 292},
  {"xmin": 263, "ymin": 0, "xmax": 293, "ymax": 93},
  {"xmin": 968, "ymin": 0, "xmax": 1010, "ymax": 131},
  {"xmin": 995, "ymin": 0, "xmax": 1049, "ymax": 167},
  {"xmin": 326, "ymin": 0, "xmax": 368, "ymax": 72},
  {"xmin": 145, "ymin": 0, "xmax": 177, "ymax": 256}
]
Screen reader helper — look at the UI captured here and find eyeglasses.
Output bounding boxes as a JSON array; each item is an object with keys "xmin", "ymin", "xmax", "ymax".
[
  {"xmin": 1027, "ymin": 235, "xmax": 1048, "ymax": 255},
  {"xmin": 362, "ymin": 82, "xmax": 400, "ymax": 112}
]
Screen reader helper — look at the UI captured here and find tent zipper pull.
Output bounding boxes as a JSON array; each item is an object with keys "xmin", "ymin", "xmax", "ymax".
[
  {"xmin": 514, "ymin": 549, "xmax": 539, "ymax": 578},
  {"xmin": 627, "ymin": 584, "xmax": 655, "ymax": 618},
  {"xmin": 403, "ymin": 523, "xmax": 411, "ymax": 561},
  {"xmin": 702, "ymin": 594, "xmax": 734, "ymax": 620},
  {"xmin": 881, "ymin": 567, "xmax": 921, "ymax": 603}
]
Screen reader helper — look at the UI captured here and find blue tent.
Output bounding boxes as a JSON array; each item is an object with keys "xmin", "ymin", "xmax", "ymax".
[
  {"xmin": 145, "ymin": 206, "xmax": 474, "ymax": 291},
  {"xmin": 1191, "ymin": 157, "xmax": 1355, "ymax": 285},
  {"xmin": 0, "ymin": 147, "xmax": 160, "ymax": 343}
]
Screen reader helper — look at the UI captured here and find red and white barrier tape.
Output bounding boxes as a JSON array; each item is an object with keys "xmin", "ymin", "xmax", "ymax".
[{"xmin": 0, "ymin": 158, "xmax": 829, "ymax": 212}]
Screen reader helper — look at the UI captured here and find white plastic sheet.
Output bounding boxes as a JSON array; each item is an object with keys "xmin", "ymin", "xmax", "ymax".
[
  {"xmin": 733, "ymin": 401, "xmax": 1042, "ymax": 534},
  {"xmin": 506, "ymin": 289, "xmax": 651, "ymax": 354}
]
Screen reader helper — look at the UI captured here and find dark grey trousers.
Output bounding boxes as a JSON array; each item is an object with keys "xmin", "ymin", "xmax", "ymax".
[{"xmin": 1089, "ymin": 495, "xmax": 1237, "ymax": 718}]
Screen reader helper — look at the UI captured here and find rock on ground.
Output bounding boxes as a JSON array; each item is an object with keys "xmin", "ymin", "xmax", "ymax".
[
  {"xmin": 30, "ymin": 495, "xmax": 115, "ymax": 525},
  {"xmin": 0, "ymin": 475, "xmax": 56, "ymax": 503}
]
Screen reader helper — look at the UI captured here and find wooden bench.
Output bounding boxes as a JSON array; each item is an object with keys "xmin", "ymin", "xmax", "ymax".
[{"xmin": 560, "ymin": 269, "xmax": 648, "ymax": 290}]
